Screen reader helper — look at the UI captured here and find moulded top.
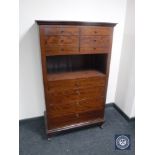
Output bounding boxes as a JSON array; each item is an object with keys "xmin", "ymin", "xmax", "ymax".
[{"xmin": 36, "ymin": 20, "xmax": 117, "ymax": 27}]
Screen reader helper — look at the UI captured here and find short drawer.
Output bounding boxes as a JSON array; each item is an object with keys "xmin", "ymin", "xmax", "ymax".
[
  {"xmin": 77, "ymin": 97, "xmax": 104, "ymax": 113},
  {"xmin": 47, "ymin": 113, "xmax": 77, "ymax": 129},
  {"xmin": 45, "ymin": 36, "xmax": 79, "ymax": 46},
  {"xmin": 47, "ymin": 102, "xmax": 76, "ymax": 117},
  {"xmin": 46, "ymin": 46, "xmax": 79, "ymax": 56},
  {"xmin": 43, "ymin": 26, "xmax": 79, "ymax": 36},
  {"xmin": 80, "ymin": 26, "xmax": 113, "ymax": 36},
  {"xmin": 80, "ymin": 47, "xmax": 111, "ymax": 54},
  {"xmin": 80, "ymin": 36, "xmax": 112, "ymax": 47}
]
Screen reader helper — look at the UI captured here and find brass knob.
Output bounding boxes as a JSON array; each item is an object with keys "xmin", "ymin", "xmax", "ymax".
[
  {"xmin": 76, "ymin": 113, "xmax": 79, "ymax": 118},
  {"xmin": 76, "ymin": 90, "xmax": 80, "ymax": 95},
  {"xmin": 75, "ymin": 82, "xmax": 79, "ymax": 87},
  {"xmin": 76, "ymin": 101, "xmax": 79, "ymax": 106}
]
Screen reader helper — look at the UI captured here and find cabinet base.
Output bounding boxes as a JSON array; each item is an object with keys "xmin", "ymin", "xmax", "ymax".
[{"xmin": 44, "ymin": 111, "xmax": 104, "ymax": 138}]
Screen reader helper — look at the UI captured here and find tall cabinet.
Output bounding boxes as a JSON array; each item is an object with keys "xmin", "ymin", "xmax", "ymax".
[{"xmin": 36, "ymin": 21, "xmax": 116, "ymax": 137}]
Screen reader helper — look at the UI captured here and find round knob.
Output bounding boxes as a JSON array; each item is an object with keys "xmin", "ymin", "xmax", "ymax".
[
  {"xmin": 94, "ymin": 40, "xmax": 96, "ymax": 42},
  {"xmin": 76, "ymin": 113, "xmax": 79, "ymax": 118},
  {"xmin": 93, "ymin": 47, "xmax": 96, "ymax": 50},
  {"xmin": 76, "ymin": 90, "xmax": 80, "ymax": 95},
  {"xmin": 61, "ymin": 48, "xmax": 64, "ymax": 51},
  {"xmin": 94, "ymin": 31, "xmax": 97, "ymax": 34},
  {"xmin": 61, "ymin": 30, "xmax": 64, "ymax": 33},
  {"xmin": 76, "ymin": 102, "xmax": 79, "ymax": 106},
  {"xmin": 75, "ymin": 82, "xmax": 79, "ymax": 86},
  {"xmin": 61, "ymin": 40, "xmax": 64, "ymax": 42}
]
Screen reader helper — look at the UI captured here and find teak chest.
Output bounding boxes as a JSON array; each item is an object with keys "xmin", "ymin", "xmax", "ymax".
[{"xmin": 36, "ymin": 21, "xmax": 116, "ymax": 138}]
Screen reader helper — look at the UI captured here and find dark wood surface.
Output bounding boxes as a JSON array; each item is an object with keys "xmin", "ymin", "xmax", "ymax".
[
  {"xmin": 36, "ymin": 20, "xmax": 117, "ymax": 27},
  {"xmin": 37, "ymin": 21, "xmax": 115, "ymax": 137}
]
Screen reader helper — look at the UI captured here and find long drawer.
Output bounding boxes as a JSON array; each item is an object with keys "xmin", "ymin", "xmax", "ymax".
[
  {"xmin": 48, "ymin": 76, "xmax": 106, "ymax": 91},
  {"xmin": 47, "ymin": 109, "xmax": 103, "ymax": 129},
  {"xmin": 47, "ymin": 97, "xmax": 104, "ymax": 117},
  {"xmin": 47, "ymin": 86, "xmax": 105, "ymax": 103}
]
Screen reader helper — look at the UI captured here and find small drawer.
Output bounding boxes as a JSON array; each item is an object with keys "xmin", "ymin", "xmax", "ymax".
[
  {"xmin": 78, "ymin": 109, "xmax": 103, "ymax": 122},
  {"xmin": 77, "ymin": 86, "xmax": 105, "ymax": 99},
  {"xmin": 43, "ymin": 26, "xmax": 79, "ymax": 36},
  {"xmin": 77, "ymin": 97, "xmax": 104, "ymax": 113},
  {"xmin": 46, "ymin": 46, "xmax": 79, "ymax": 56},
  {"xmin": 47, "ymin": 113, "xmax": 77, "ymax": 129},
  {"xmin": 80, "ymin": 26, "xmax": 113, "ymax": 36},
  {"xmin": 47, "ymin": 102, "xmax": 76, "ymax": 117},
  {"xmin": 80, "ymin": 36, "xmax": 112, "ymax": 47},
  {"xmin": 45, "ymin": 36, "xmax": 79, "ymax": 46},
  {"xmin": 80, "ymin": 46, "xmax": 111, "ymax": 54}
]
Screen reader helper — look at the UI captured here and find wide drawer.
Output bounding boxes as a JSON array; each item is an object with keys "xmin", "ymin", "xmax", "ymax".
[
  {"xmin": 46, "ymin": 46, "xmax": 79, "ymax": 56},
  {"xmin": 47, "ymin": 109, "xmax": 103, "ymax": 129},
  {"xmin": 43, "ymin": 26, "xmax": 79, "ymax": 36},
  {"xmin": 47, "ymin": 97, "xmax": 104, "ymax": 117},
  {"xmin": 80, "ymin": 26, "xmax": 113, "ymax": 36},
  {"xmin": 47, "ymin": 86, "xmax": 105, "ymax": 103},
  {"xmin": 48, "ymin": 76, "xmax": 106, "ymax": 91}
]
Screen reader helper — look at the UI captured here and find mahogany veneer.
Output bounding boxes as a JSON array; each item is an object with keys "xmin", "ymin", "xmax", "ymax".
[{"xmin": 36, "ymin": 21, "xmax": 116, "ymax": 137}]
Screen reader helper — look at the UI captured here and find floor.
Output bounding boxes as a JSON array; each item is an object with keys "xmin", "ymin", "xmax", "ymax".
[{"xmin": 19, "ymin": 106, "xmax": 135, "ymax": 155}]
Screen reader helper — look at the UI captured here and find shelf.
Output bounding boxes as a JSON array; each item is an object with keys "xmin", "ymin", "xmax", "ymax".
[{"xmin": 47, "ymin": 70, "xmax": 106, "ymax": 81}]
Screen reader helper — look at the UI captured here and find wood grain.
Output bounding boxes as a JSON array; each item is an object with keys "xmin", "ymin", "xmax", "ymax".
[{"xmin": 37, "ymin": 21, "xmax": 115, "ymax": 136}]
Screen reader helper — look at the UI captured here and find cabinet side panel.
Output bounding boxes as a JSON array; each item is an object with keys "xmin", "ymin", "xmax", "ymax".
[
  {"xmin": 39, "ymin": 26, "xmax": 50, "ymax": 129},
  {"xmin": 103, "ymin": 28, "xmax": 114, "ymax": 106}
]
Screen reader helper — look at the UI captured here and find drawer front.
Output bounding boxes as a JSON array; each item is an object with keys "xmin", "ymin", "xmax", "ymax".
[
  {"xmin": 46, "ymin": 46, "xmax": 79, "ymax": 56},
  {"xmin": 47, "ymin": 97, "xmax": 104, "ymax": 117},
  {"xmin": 43, "ymin": 26, "xmax": 79, "ymax": 36},
  {"xmin": 45, "ymin": 36, "xmax": 79, "ymax": 46},
  {"xmin": 77, "ymin": 97, "xmax": 104, "ymax": 113},
  {"xmin": 47, "ymin": 109, "xmax": 103, "ymax": 129},
  {"xmin": 47, "ymin": 87, "xmax": 105, "ymax": 104},
  {"xmin": 48, "ymin": 76, "xmax": 106, "ymax": 91},
  {"xmin": 80, "ymin": 36, "xmax": 112, "ymax": 47},
  {"xmin": 80, "ymin": 47, "xmax": 111, "ymax": 54},
  {"xmin": 80, "ymin": 26, "xmax": 113, "ymax": 36},
  {"xmin": 47, "ymin": 102, "xmax": 76, "ymax": 117}
]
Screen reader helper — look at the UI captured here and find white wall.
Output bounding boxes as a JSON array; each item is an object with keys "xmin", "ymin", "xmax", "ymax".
[
  {"xmin": 115, "ymin": 0, "xmax": 135, "ymax": 118},
  {"xmin": 19, "ymin": 0, "xmax": 127, "ymax": 120}
]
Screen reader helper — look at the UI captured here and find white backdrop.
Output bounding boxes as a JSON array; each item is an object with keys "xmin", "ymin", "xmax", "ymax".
[{"xmin": 19, "ymin": 0, "xmax": 127, "ymax": 119}]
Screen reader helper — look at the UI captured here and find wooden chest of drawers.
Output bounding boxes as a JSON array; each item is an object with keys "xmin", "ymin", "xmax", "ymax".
[{"xmin": 37, "ymin": 21, "xmax": 116, "ymax": 137}]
